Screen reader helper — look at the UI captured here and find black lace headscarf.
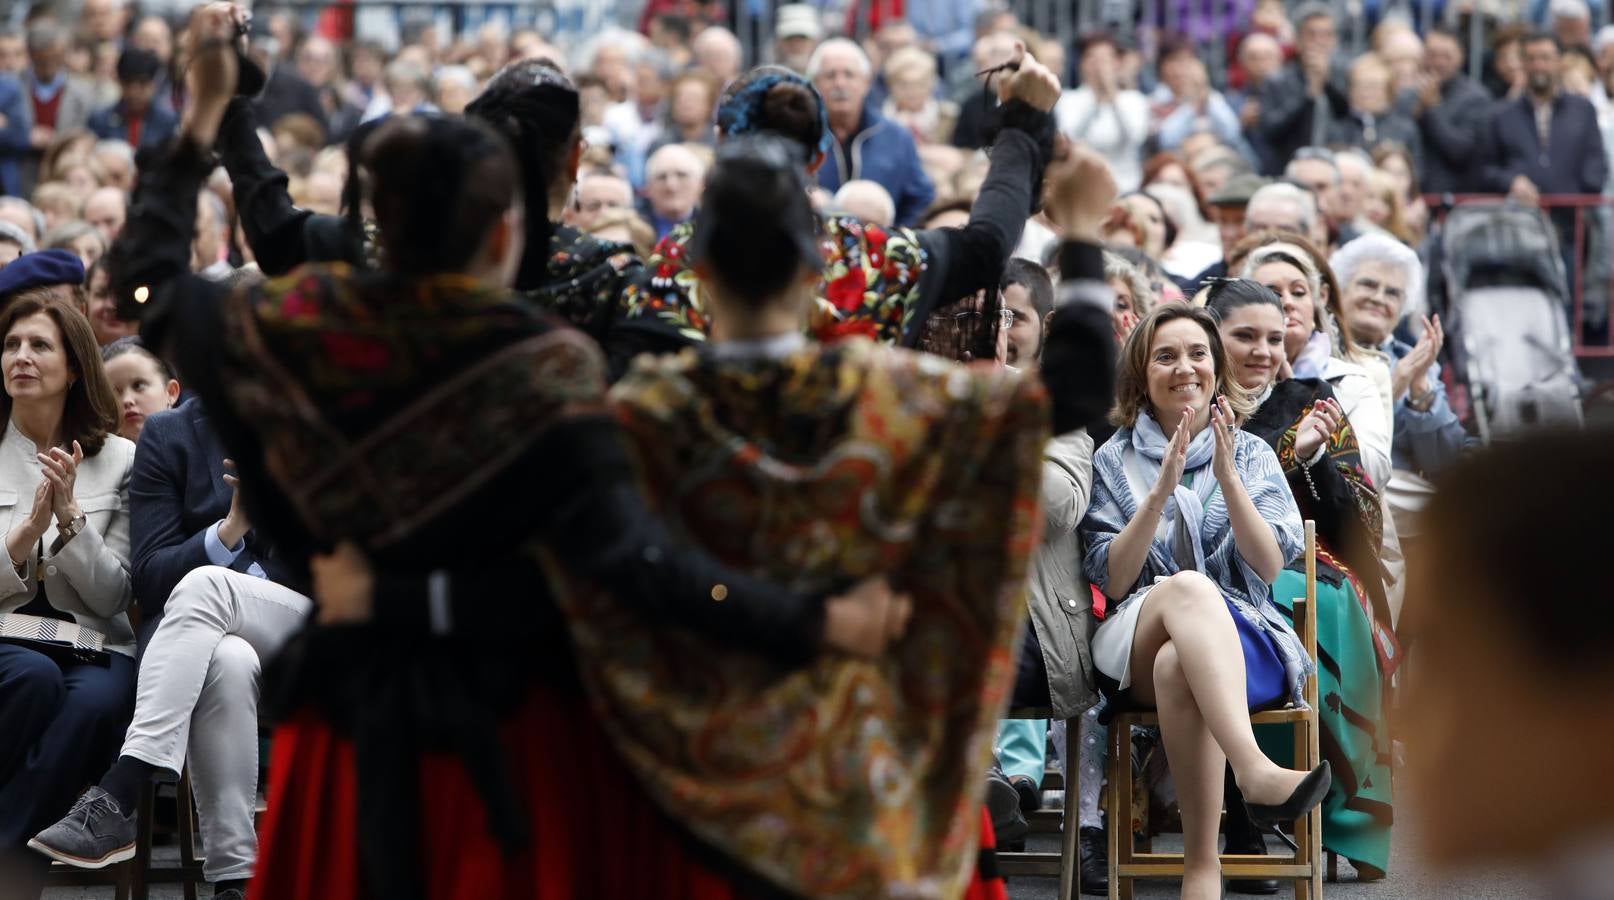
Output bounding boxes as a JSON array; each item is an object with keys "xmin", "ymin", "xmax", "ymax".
[{"xmin": 463, "ymin": 58, "xmax": 582, "ymax": 290}]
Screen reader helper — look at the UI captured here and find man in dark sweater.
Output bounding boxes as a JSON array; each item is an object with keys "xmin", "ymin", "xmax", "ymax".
[{"xmin": 1414, "ymin": 27, "xmax": 1494, "ymax": 195}]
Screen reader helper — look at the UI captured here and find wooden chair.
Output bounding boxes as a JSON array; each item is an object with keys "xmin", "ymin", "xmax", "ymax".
[
  {"xmin": 1105, "ymin": 520, "xmax": 1324, "ymax": 900},
  {"xmin": 996, "ymin": 708, "xmax": 1083, "ymax": 900}
]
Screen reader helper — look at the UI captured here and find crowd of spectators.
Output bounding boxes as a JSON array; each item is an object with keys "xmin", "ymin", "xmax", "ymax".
[{"xmin": 0, "ymin": 0, "xmax": 1605, "ymax": 897}]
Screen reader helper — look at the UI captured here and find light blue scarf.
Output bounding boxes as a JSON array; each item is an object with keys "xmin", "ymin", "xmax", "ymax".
[
  {"xmin": 1127, "ymin": 409, "xmax": 1219, "ymax": 572},
  {"xmin": 1291, "ymin": 330, "xmax": 1333, "ymax": 379}
]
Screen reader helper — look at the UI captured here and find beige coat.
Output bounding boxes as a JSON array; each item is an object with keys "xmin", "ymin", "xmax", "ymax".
[
  {"xmin": 1026, "ymin": 428, "xmax": 1098, "ymax": 718},
  {"xmin": 0, "ymin": 418, "xmax": 135, "ymax": 655}
]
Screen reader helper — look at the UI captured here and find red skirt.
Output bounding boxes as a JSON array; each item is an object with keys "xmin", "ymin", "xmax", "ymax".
[{"xmin": 250, "ymin": 682, "xmax": 1007, "ymax": 900}]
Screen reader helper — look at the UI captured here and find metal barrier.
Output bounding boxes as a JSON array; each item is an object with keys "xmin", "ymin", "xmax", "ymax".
[{"xmin": 1424, "ymin": 193, "xmax": 1614, "ymax": 359}]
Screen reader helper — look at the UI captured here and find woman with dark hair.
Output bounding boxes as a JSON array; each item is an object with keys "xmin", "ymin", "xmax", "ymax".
[
  {"xmin": 1079, "ymin": 302, "xmax": 1329, "ymax": 900},
  {"xmin": 104, "ymin": 15, "xmax": 908, "ymax": 899},
  {"xmin": 212, "ymin": 28, "xmax": 643, "ymax": 352},
  {"xmin": 1206, "ymin": 278, "xmax": 1397, "ymax": 881},
  {"xmin": 612, "ymin": 49, "xmax": 1061, "ymax": 375},
  {"xmin": 0, "ymin": 296, "xmax": 134, "ymax": 893},
  {"xmin": 550, "ymin": 131, "xmax": 1121, "ymax": 900},
  {"xmin": 84, "ymin": 258, "xmax": 138, "ymax": 348}
]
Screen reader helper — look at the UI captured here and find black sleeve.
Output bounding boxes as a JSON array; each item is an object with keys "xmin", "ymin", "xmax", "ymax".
[
  {"xmin": 907, "ymin": 100, "xmax": 1054, "ymax": 338},
  {"xmin": 216, "ymin": 97, "xmax": 358, "ymax": 275},
  {"xmin": 369, "ymin": 415, "xmax": 830, "ymax": 667},
  {"xmin": 108, "ymin": 135, "xmax": 215, "ymax": 322},
  {"xmin": 1041, "ymin": 240, "xmax": 1118, "ymax": 436}
]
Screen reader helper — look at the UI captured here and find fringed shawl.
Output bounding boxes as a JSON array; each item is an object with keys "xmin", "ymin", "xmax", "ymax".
[{"xmin": 547, "ymin": 339, "xmax": 1046, "ymax": 899}]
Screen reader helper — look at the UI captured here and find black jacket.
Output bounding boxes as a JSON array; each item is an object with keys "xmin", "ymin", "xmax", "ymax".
[
  {"xmin": 1482, "ymin": 92, "xmax": 1609, "ymax": 196},
  {"xmin": 1417, "ymin": 74, "xmax": 1493, "ymax": 194}
]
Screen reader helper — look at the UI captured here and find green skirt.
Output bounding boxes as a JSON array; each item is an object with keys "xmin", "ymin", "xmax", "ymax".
[{"xmin": 1255, "ymin": 568, "xmax": 1393, "ymax": 873}]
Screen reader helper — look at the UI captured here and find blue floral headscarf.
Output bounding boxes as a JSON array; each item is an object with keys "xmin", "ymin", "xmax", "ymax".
[{"xmin": 714, "ymin": 66, "xmax": 835, "ymax": 161}]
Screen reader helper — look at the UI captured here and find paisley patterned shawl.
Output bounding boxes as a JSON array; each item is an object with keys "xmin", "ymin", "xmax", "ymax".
[
  {"xmin": 547, "ymin": 339, "xmax": 1047, "ymax": 899},
  {"xmin": 209, "ymin": 262, "xmax": 609, "ymax": 550},
  {"xmin": 615, "ymin": 213, "xmax": 928, "ymax": 348}
]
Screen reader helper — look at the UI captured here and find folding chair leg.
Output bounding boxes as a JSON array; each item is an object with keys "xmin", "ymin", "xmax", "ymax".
[
  {"xmin": 1058, "ymin": 720, "xmax": 1080, "ymax": 900},
  {"xmin": 1107, "ymin": 723, "xmax": 1123, "ymax": 900},
  {"xmin": 1328, "ymin": 851, "xmax": 1340, "ymax": 882},
  {"xmin": 131, "ymin": 781, "xmax": 154, "ymax": 900}
]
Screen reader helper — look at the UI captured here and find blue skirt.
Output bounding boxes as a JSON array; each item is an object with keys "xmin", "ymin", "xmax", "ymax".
[
  {"xmin": 1231, "ymin": 595, "xmax": 1289, "ymax": 711},
  {"xmin": 1091, "ymin": 577, "xmax": 1289, "ymax": 712}
]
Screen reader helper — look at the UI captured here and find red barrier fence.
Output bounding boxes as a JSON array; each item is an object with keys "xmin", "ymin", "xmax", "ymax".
[{"xmin": 1424, "ymin": 194, "xmax": 1614, "ymax": 359}]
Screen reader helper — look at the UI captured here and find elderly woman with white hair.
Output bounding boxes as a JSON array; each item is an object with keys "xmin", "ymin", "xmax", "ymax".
[{"xmin": 1330, "ymin": 233, "xmax": 1470, "ymax": 482}]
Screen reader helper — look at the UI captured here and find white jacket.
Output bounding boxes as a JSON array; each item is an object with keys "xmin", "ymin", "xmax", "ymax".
[{"xmin": 0, "ymin": 419, "xmax": 135, "ymax": 655}]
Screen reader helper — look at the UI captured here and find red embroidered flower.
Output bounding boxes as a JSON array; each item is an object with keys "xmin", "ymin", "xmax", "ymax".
[
  {"xmin": 825, "ymin": 268, "xmax": 867, "ymax": 312},
  {"xmin": 866, "ymin": 225, "xmax": 887, "ymax": 248},
  {"xmin": 817, "ymin": 317, "xmax": 879, "ymax": 343},
  {"xmin": 321, "ymin": 333, "xmax": 391, "ymax": 371},
  {"xmin": 280, "ymin": 290, "xmax": 321, "ymax": 321}
]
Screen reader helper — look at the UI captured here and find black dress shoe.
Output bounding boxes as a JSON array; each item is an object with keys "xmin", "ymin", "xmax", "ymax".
[
  {"xmin": 1009, "ymin": 774, "xmax": 1041, "ymax": 815},
  {"xmin": 986, "ymin": 768, "xmax": 1029, "ymax": 845},
  {"xmin": 1222, "ymin": 790, "xmax": 1280, "ymax": 895},
  {"xmin": 1078, "ymin": 826, "xmax": 1108, "ymax": 895}
]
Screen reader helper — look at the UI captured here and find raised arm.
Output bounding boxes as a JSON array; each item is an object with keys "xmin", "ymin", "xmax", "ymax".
[
  {"xmin": 216, "ymin": 96, "xmax": 358, "ymax": 275},
  {"xmin": 905, "ymin": 48, "xmax": 1061, "ymax": 337}
]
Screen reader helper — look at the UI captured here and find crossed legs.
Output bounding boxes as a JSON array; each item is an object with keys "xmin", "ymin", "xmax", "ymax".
[{"xmin": 1125, "ymin": 572, "xmax": 1308, "ymax": 900}]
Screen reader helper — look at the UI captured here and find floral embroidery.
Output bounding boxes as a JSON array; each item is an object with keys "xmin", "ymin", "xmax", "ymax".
[{"xmin": 617, "ymin": 214, "xmax": 927, "ymax": 347}]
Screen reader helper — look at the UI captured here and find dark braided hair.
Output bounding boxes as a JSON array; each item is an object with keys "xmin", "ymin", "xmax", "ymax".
[
  {"xmin": 358, "ymin": 116, "xmax": 521, "ymax": 276},
  {"xmin": 1203, "ymin": 277, "xmax": 1283, "ymax": 322},
  {"xmin": 465, "ymin": 58, "xmax": 581, "ymax": 289}
]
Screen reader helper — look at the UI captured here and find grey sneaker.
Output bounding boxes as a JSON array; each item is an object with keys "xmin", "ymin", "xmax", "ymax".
[
  {"xmin": 27, "ymin": 786, "xmax": 137, "ymax": 868},
  {"xmin": 213, "ymin": 890, "xmax": 247, "ymax": 900}
]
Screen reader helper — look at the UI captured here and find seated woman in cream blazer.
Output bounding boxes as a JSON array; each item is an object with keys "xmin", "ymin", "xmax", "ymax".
[{"xmin": 0, "ymin": 293, "xmax": 134, "ymax": 888}]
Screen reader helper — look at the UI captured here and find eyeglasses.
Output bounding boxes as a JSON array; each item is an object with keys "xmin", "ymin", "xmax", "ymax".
[{"xmin": 952, "ymin": 306, "xmax": 1017, "ymax": 329}]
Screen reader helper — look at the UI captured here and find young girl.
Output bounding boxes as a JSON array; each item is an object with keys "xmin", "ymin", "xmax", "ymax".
[{"xmin": 100, "ymin": 337, "xmax": 180, "ymax": 442}]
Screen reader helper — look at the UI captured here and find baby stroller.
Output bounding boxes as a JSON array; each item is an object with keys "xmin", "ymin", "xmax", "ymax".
[{"xmin": 1439, "ymin": 200, "xmax": 1584, "ymax": 442}]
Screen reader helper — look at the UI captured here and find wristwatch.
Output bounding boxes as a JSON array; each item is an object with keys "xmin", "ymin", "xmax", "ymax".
[{"xmin": 58, "ymin": 513, "xmax": 88, "ymax": 542}]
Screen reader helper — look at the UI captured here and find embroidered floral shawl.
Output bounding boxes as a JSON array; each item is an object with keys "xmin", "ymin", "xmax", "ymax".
[
  {"xmin": 547, "ymin": 339, "xmax": 1046, "ymax": 899},
  {"xmin": 615, "ymin": 214, "xmax": 928, "ymax": 347}
]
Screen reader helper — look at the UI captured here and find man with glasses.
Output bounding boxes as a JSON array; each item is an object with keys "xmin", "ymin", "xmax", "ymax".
[{"xmin": 566, "ymin": 173, "xmax": 635, "ymax": 232}]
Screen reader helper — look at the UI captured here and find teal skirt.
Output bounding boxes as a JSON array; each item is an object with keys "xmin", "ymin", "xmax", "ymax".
[{"xmin": 1255, "ymin": 567, "xmax": 1393, "ymax": 873}]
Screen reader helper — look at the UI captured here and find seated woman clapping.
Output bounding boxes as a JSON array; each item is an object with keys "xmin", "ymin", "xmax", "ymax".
[
  {"xmin": 1208, "ymin": 278, "xmax": 1399, "ymax": 879},
  {"xmin": 1079, "ymin": 303, "xmax": 1329, "ymax": 900}
]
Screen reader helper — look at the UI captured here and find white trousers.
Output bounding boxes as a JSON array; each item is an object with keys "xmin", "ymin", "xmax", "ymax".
[{"xmin": 121, "ymin": 566, "xmax": 311, "ymax": 881}]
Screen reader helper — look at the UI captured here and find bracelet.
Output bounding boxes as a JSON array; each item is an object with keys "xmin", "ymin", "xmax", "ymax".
[{"xmin": 1299, "ymin": 456, "xmax": 1322, "ymax": 502}]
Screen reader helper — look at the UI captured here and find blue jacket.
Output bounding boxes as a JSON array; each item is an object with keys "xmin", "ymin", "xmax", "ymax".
[
  {"xmin": 816, "ymin": 107, "xmax": 936, "ymax": 227},
  {"xmin": 1482, "ymin": 92, "xmax": 1609, "ymax": 196},
  {"xmin": 1383, "ymin": 339, "xmax": 1473, "ymax": 477},
  {"xmin": 130, "ymin": 398, "xmax": 296, "ymax": 622},
  {"xmin": 87, "ymin": 99, "xmax": 179, "ymax": 151},
  {"xmin": 0, "ymin": 74, "xmax": 29, "ymax": 198}
]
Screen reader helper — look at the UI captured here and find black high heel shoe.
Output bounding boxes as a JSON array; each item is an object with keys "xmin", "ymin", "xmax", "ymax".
[{"xmin": 1241, "ymin": 761, "xmax": 1332, "ymax": 851}]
